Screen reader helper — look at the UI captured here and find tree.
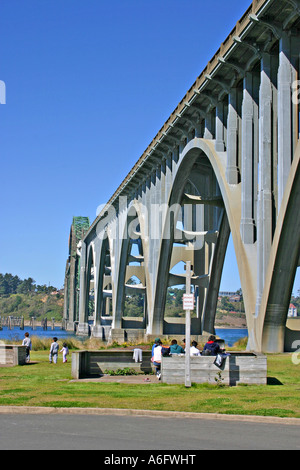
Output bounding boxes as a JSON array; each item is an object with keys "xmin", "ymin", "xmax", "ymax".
[
  {"xmin": 17, "ymin": 277, "xmax": 36, "ymax": 295},
  {"xmin": 0, "ymin": 273, "xmax": 62, "ymax": 297},
  {"xmin": 174, "ymin": 288, "xmax": 185, "ymax": 307},
  {"xmin": 36, "ymin": 284, "xmax": 48, "ymax": 293},
  {"xmin": 0, "ymin": 274, "xmax": 8, "ymax": 295},
  {"xmin": 0, "ymin": 273, "xmax": 22, "ymax": 296},
  {"xmin": 220, "ymin": 296, "xmax": 231, "ymax": 310},
  {"xmin": 236, "ymin": 288, "xmax": 243, "ymax": 300}
]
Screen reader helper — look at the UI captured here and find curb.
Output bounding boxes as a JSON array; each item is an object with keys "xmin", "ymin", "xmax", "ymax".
[{"xmin": 0, "ymin": 406, "xmax": 299, "ymax": 426}]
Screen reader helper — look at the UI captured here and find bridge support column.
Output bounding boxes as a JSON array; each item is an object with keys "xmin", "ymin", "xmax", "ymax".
[
  {"xmin": 240, "ymin": 72, "xmax": 257, "ymax": 244},
  {"xmin": 262, "ymin": 308, "xmax": 286, "ymax": 353},
  {"xmin": 256, "ymin": 52, "xmax": 273, "ymax": 317},
  {"xmin": 226, "ymin": 88, "xmax": 239, "ymax": 184},
  {"xmin": 66, "ymin": 257, "xmax": 77, "ymax": 331},
  {"xmin": 77, "ymin": 241, "xmax": 90, "ymax": 336},
  {"xmin": 148, "ymin": 315, "xmax": 164, "ymax": 337},
  {"xmin": 215, "ymin": 101, "xmax": 225, "ymax": 152},
  {"xmin": 278, "ymin": 32, "xmax": 292, "ymax": 209},
  {"xmin": 91, "ymin": 324, "xmax": 103, "ymax": 338},
  {"xmin": 63, "ymin": 273, "xmax": 69, "ymax": 325},
  {"xmin": 278, "ymin": 32, "xmax": 292, "ymax": 207},
  {"xmin": 204, "ymin": 113, "xmax": 214, "ymax": 140}
]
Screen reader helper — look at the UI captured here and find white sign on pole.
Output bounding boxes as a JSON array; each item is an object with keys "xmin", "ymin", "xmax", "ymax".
[{"xmin": 183, "ymin": 293, "xmax": 194, "ymax": 311}]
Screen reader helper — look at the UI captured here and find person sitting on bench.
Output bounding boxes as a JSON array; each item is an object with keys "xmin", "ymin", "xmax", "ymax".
[{"xmin": 203, "ymin": 335, "xmax": 221, "ymax": 356}]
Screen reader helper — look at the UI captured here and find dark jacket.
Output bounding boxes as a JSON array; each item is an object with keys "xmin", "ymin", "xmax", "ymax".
[{"xmin": 203, "ymin": 341, "xmax": 221, "ymax": 356}]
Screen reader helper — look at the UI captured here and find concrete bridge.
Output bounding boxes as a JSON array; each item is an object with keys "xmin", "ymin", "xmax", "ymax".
[{"xmin": 64, "ymin": 0, "xmax": 300, "ymax": 353}]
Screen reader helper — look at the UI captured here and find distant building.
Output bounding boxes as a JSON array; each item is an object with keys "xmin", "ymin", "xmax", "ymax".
[
  {"xmin": 288, "ymin": 304, "xmax": 298, "ymax": 318},
  {"xmin": 218, "ymin": 292, "xmax": 241, "ymax": 302},
  {"xmin": 51, "ymin": 289, "xmax": 64, "ymax": 296},
  {"xmin": 219, "ymin": 291, "xmax": 236, "ymax": 298}
]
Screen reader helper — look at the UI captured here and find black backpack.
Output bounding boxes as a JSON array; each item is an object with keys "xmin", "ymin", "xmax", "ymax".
[{"xmin": 162, "ymin": 346, "xmax": 171, "ymax": 357}]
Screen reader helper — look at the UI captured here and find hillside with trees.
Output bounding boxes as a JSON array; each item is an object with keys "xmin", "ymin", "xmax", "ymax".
[
  {"xmin": 164, "ymin": 287, "xmax": 247, "ymax": 327},
  {"xmin": 0, "ymin": 273, "xmax": 64, "ymax": 321}
]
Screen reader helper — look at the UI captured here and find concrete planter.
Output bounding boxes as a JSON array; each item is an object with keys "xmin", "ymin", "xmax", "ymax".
[
  {"xmin": 72, "ymin": 349, "xmax": 152, "ymax": 379},
  {"xmin": 71, "ymin": 349, "xmax": 267, "ymax": 386},
  {"xmin": 0, "ymin": 345, "xmax": 27, "ymax": 367}
]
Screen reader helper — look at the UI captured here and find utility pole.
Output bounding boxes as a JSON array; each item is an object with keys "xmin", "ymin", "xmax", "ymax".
[{"xmin": 184, "ymin": 261, "xmax": 193, "ymax": 388}]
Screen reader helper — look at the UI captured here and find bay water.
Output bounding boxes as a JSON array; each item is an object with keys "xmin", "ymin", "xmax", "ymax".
[{"xmin": 0, "ymin": 326, "xmax": 248, "ymax": 347}]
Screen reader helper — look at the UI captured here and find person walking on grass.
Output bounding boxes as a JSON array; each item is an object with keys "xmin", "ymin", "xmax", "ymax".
[
  {"xmin": 60, "ymin": 342, "xmax": 69, "ymax": 363},
  {"xmin": 22, "ymin": 332, "xmax": 32, "ymax": 363},
  {"xmin": 49, "ymin": 337, "xmax": 59, "ymax": 364},
  {"xmin": 152, "ymin": 340, "xmax": 163, "ymax": 380}
]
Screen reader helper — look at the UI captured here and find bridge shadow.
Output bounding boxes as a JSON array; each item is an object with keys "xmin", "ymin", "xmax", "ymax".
[
  {"xmin": 228, "ymin": 356, "xmax": 239, "ymax": 386},
  {"xmin": 227, "ymin": 356, "xmax": 283, "ymax": 386}
]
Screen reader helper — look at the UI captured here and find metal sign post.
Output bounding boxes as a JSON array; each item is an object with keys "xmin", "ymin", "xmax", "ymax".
[{"xmin": 184, "ymin": 261, "xmax": 194, "ymax": 388}]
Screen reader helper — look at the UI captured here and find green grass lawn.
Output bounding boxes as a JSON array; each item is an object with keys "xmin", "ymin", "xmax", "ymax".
[{"xmin": 0, "ymin": 351, "xmax": 300, "ymax": 418}]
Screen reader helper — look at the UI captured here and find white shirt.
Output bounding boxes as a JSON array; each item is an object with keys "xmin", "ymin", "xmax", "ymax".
[
  {"xmin": 60, "ymin": 346, "xmax": 69, "ymax": 356},
  {"xmin": 22, "ymin": 338, "xmax": 32, "ymax": 350},
  {"xmin": 50, "ymin": 342, "xmax": 59, "ymax": 354},
  {"xmin": 190, "ymin": 346, "xmax": 201, "ymax": 356},
  {"xmin": 153, "ymin": 345, "xmax": 162, "ymax": 362}
]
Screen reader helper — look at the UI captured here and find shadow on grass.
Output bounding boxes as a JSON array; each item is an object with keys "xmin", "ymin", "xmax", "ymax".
[
  {"xmin": 22, "ymin": 362, "xmax": 39, "ymax": 366},
  {"xmin": 267, "ymin": 377, "xmax": 283, "ymax": 385}
]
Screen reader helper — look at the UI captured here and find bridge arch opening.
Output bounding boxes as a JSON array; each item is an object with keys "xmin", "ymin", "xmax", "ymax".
[
  {"xmin": 115, "ymin": 205, "xmax": 148, "ymax": 331},
  {"xmin": 152, "ymin": 143, "xmax": 230, "ymax": 338},
  {"xmin": 285, "ymin": 267, "xmax": 300, "ymax": 351},
  {"xmin": 95, "ymin": 236, "xmax": 113, "ymax": 322},
  {"xmin": 85, "ymin": 245, "xmax": 95, "ymax": 323}
]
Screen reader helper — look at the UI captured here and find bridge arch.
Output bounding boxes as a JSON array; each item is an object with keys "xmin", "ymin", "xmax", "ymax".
[
  {"xmin": 114, "ymin": 200, "xmax": 150, "ymax": 331},
  {"xmin": 89, "ymin": 231, "xmax": 114, "ymax": 337},
  {"xmin": 152, "ymin": 138, "xmax": 256, "ymax": 346},
  {"xmin": 84, "ymin": 243, "xmax": 96, "ymax": 331}
]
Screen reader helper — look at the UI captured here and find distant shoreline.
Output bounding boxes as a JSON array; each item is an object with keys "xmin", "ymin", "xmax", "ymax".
[
  {"xmin": 216, "ymin": 326, "xmax": 248, "ymax": 330},
  {"xmin": 20, "ymin": 321, "xmax": 248, "ymax": 330}
]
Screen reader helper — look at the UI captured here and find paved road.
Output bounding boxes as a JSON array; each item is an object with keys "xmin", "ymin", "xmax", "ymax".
[{"xmin": 0, "ymin": 412, "xmax": 299, "ymax": 450}]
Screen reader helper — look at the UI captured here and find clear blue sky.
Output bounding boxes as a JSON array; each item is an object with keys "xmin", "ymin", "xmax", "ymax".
[{"xmin": 0, "ymin": 0, "xmax": 299, "ymax": 294}]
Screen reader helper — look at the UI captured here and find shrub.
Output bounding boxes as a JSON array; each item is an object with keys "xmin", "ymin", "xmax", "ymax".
[
  {"xmin": 22, "ymin": 336, "xmax": 82, "ymax": 352},
  {"xmin": 104, "ymin": 367, "xmax": 138, "ymax": 376},
  {"xmin": 233, "ymin": 337, "xmax": 248, "ymax": 350}
]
